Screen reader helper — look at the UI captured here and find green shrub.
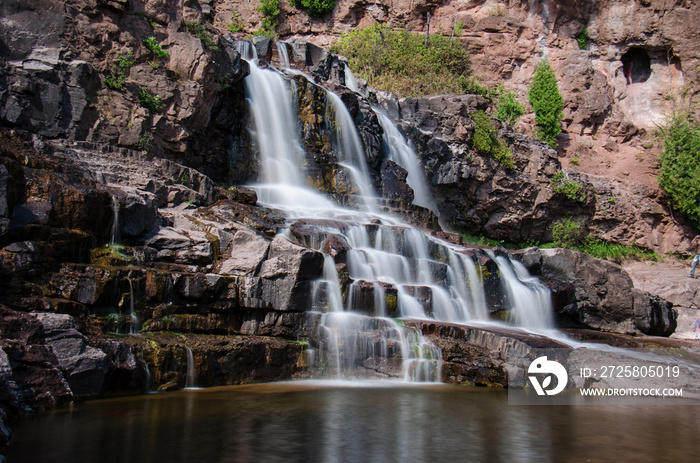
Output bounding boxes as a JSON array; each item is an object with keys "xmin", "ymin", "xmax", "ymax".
[
  {"xmin": 116, "ymin": 51, "xmax": 135, "ymax": 69},
  {"xmin": 104, "ymin": 52, "xmax": 134, "ymax": 91},
  {"xmin": 459, "ymin": 75, "xmax": 497, "ymax": 101},
  {"xmin": 138, "ymin": 88, "xmax": 163, "ymax": 112},
  {"xmin": 551, "ymin": 217, "xmax": 584, "ymax": 248},
  {"xmin": 185, "ymin": 21, "xmax": 220, "ymax": 51},
  {"xmin": 551, "ymin": 172, "xmax": 585, "ymax": 201},
  {"xmin": 331, "ymin": 25, "xmax": 472, "ymax": 98},
  {"xmin": 227, "ymin": 11, "xmax": 244, "ymax": 33},
  {"xmin": 135, "ymin": 132, "xmax": 153, "ymax": 152},
  {"xmin": 528, "ymin": 60, "xmax": 564, "ymax": 148},
  {"xmin": 657, "ymin": 114, "xmax": 700, "ymax": 227},
  {"xmin": 471, "ymin": 110, "xmax": 514, "ymax": 168},
  {"xmin": 576, "ymin": 28, "xmax": 588, "ymax": 50},
  {"xmin": 143, "ymin": 36, "xmax": 170, "ymax": 59},
  {"xmin": 495, "ymin": 90, "xmax": 525, "ymax": 126},
  {"xmin": 104, "ymin": 72, "xmax": 125, "ymax": 90},
  {"xmin": 256, "ymin": 0, "xmax": 280, "ymax": 38},
  {"xmin": 290, "ymin": 0, "xmax": 337, "ymax": 16}
]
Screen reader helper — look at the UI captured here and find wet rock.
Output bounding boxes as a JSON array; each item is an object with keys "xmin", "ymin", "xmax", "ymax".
[
  {"xmin": 381, "ymin": 159, "xmax": 414, "ymax": 203},
  {"xmin": 0, "ymin": 305, "xmax": 73, "ymax": 409},
  {"xmin": 34, "ymin": 313, "xmax": 108, "ymax": 396}
]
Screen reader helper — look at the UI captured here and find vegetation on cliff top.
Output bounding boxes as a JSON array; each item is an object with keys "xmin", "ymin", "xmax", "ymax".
[
  {"xmin": 331, "ymin": 25, "xmax": 473, "ymax": 98},
  {"xmin": 657, "ymin": 113, "xmax": 700, "ymax": 228}
]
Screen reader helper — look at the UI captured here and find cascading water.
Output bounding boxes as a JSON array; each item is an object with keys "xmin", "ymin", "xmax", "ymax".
[
  {"xmin": 374, "ymin": 109, "xmax": 438, "ymax": 215},
  {"xmin": 344, "ymin": 63, "xmax": 360, "ymax": 93},
  {"xmin": 325, "ymin": 91, "xmax": 378, "ymax": 211},
  {"xmin": 110, "ymin": 196, "xmax": 120, "ymax": 244},
  {"xmin": 237, "ymin": 40, "xmax": 555, "ymax": 381},
  {"xmin": 184, "ymin": 346, "xmax": 197, "ymax": 389}
]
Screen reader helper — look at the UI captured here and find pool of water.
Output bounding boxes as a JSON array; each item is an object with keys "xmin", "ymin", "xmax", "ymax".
[{"xmin": 7, "ymin": 380, "xmax": 700, "ymax": 462}]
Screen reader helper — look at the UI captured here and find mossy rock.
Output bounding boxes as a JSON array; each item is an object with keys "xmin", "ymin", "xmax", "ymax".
[{"xmin": 89, "ymin": 245, "xmax": 137, "ymax": 267}]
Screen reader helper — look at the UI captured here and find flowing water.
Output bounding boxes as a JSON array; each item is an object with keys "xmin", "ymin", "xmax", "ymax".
[
  {"xmin": 8, "ymin": 382, "xmax": 700, "ymax": 463},
  {"xmin": 238, "ymin": 40, "xmax": 557, "ymax": 381}
]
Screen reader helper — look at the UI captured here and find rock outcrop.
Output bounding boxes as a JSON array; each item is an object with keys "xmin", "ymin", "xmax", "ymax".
[{"xmin": 515, "ymin": 247, "xmax": 677, "ymax": 336}]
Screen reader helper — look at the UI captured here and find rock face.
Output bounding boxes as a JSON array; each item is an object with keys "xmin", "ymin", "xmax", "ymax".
[{"xmin": 515, "ymin": 247, "xmax": 677, "ymax": 336}]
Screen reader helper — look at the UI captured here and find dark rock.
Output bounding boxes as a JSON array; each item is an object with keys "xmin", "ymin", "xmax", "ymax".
[
  {"xmin": 633, "ymin": 290, "xmax": 677, "ymax": 337},
  {"xmin": 34, "ymin": 313, "xmax": 108, "ymax": 396},
  {"xmin": 252, "ymin": 36, "xmax": 272, "ymax": 62},
  {"xmin": 381, "ymin": 159, "xmax": 414, "ymax": 202},
  {"xmin": 514, "ymin": 247, "xmax": 677, "ymax": 336}
]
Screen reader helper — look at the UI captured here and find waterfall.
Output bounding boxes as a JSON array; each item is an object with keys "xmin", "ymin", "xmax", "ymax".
[
  {"xmin": 238, "ymin": 40, "xmax": 555, "ymax": 381},
  {"xmin": 184, "ymin": 346, "xmax": 197, "ymax": 388},
  {"xmin": 325, "ymin": 91, "xmax": 378, "ymax": 211},
  {"xmin": 374, "ymin": 109, "xmax": 439, "ymax": 215},
  {"xmin": 127, "ymin": 277, "xmax": 139, "ymax": 335},
  {"xmin": 110, "ymin": 196, "xmax": 120, "ymax": 244},
  {"xmin": 344, "ymin": 63, "xmax": 360, "ymax": 92},
  {"xmin": 276, "ymin": 42, "xmax": 291, "ymax": 69}
]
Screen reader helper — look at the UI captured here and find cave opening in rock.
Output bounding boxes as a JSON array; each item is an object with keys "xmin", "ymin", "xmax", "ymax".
[{"xmin": 621, "ymin": 48, "xmax": 652, "ymax": 84}]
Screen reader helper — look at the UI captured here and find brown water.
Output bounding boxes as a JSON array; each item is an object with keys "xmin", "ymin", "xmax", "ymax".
[{"xmin": 7, "ymin": 380, "xmax": 700, "ymax": 462}]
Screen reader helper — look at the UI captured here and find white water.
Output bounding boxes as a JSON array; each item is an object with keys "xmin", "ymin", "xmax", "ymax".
[
  {"xmin": 374, "ymin": 109, "xmax": 439, "ymax": 215},
  {"xmin": 184, "ymin": 346, "xmax": 197, "ymax": 389},
  {"xmin": 275, "ymin": 42, "xmax": 291, "ymax": 69},
  {"xmin": 344, "ymin": 63, "xmax": 360, "ymax": 92},
  {"xmin": 325, "ymin": 91, "xmax": 378, "ymax": 211},
  {"xmin": 110, "ymin": 196, "xmax": 120, "ymax": 244},
  {"xmin": 238, "ymin": 41, "xmax": 555, "ymax": 381}
]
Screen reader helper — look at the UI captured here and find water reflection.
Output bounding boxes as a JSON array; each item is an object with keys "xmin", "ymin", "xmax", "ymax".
[{"xmin": 8, "ymin": 381, "xmax": 700, "ymax": 462}]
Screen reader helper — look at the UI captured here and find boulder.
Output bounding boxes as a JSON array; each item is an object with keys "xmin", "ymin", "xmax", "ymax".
[
  {"xmin": 218, "ymin": 229, "xmax": 270, "ymax": 276},
  {"xmin": 515, "ymin": 247, "xmax": 677, "ymax": 336},
  {"xmin": 34, "ymin": 313, "xmax": 108, "ymax": 396}
]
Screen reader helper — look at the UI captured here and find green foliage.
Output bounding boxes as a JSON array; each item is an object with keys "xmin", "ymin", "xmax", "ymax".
[
  {"xmin": 459, "ymin": 233, "xmax": 513, "ymax": 248},
  {"xmin": 454, "ymin": 21, "xmax": 465, "ymax": 37},
  {"xmin": 117, "ymin": 51, "xmax": 135, "ymax": 69},
  {"xmin": 138, "ymin": 88, "xmax": 163, "ymax": 112},
  {"xmin": 185, "ymin": 21, "xmax": 220, "ymax": 51},
  {"xmin": 576, "ymin": 28, "xmax": 589, "ymax": 50},
  {"xmin": 528, "ymin": 60, "xmax": 564, "ymax": 148},
  {"xmin": 578, "ymin": 238, "xmax": 660, "ymax": 263},
  {"xmin": 256, "ymin": 0, "xmax": 280, "ymax": 38},
  {"xmin": 331, "ymin": 25, "xmax": 472, "ymax": 98},
  {"xmin": 290, "ymin": 0, "xmax": 338, "ymax": 16},
  {"xmin": 551, "ymin": 217, "xmax": 584, "ymax": 248},
  {"xmin": 471, "ymin": 110, "xmax": 514, "ymax": 168},
  {"xmin": 104, "ymin": 52, "xmax": 134, "ymax": 91},
  {"xmin": 135, "ymin": 132, "xmax": 153, "ymax": 152},
  {"xmin": 459, "ymin": 75, "xmax": 497, "ymax": 101},
  {"xmin": 551, "ymin": 172, "xmax": 585, "ymax": 201},
  {"xmin": 495, "ymin": 90, "xmax": 525, "ymax": 126},
  {"xmin": 657, "ymin": 114, "xmax": 700, "ymax": 227},
  {"xmin": 143, "ymin": 36, "xmax": 170, "ymax": 59},
  {"xmin": 104, "ymin": 72, "xmax": 125, "ymax": 90},
  {"xmin": 227, "ymin": 11, "xmax": 244, "ymax": 33}
]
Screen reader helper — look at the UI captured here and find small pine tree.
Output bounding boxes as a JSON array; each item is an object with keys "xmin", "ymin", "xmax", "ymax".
[{"xmin": 528, "ymin": 60, "xmax": 564, "ymax": 148}]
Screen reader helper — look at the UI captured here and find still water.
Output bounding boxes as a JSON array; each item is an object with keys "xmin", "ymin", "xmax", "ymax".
[{"xmin": 8, "ymin": 381, "xmax": 700, "ymax": 462}]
